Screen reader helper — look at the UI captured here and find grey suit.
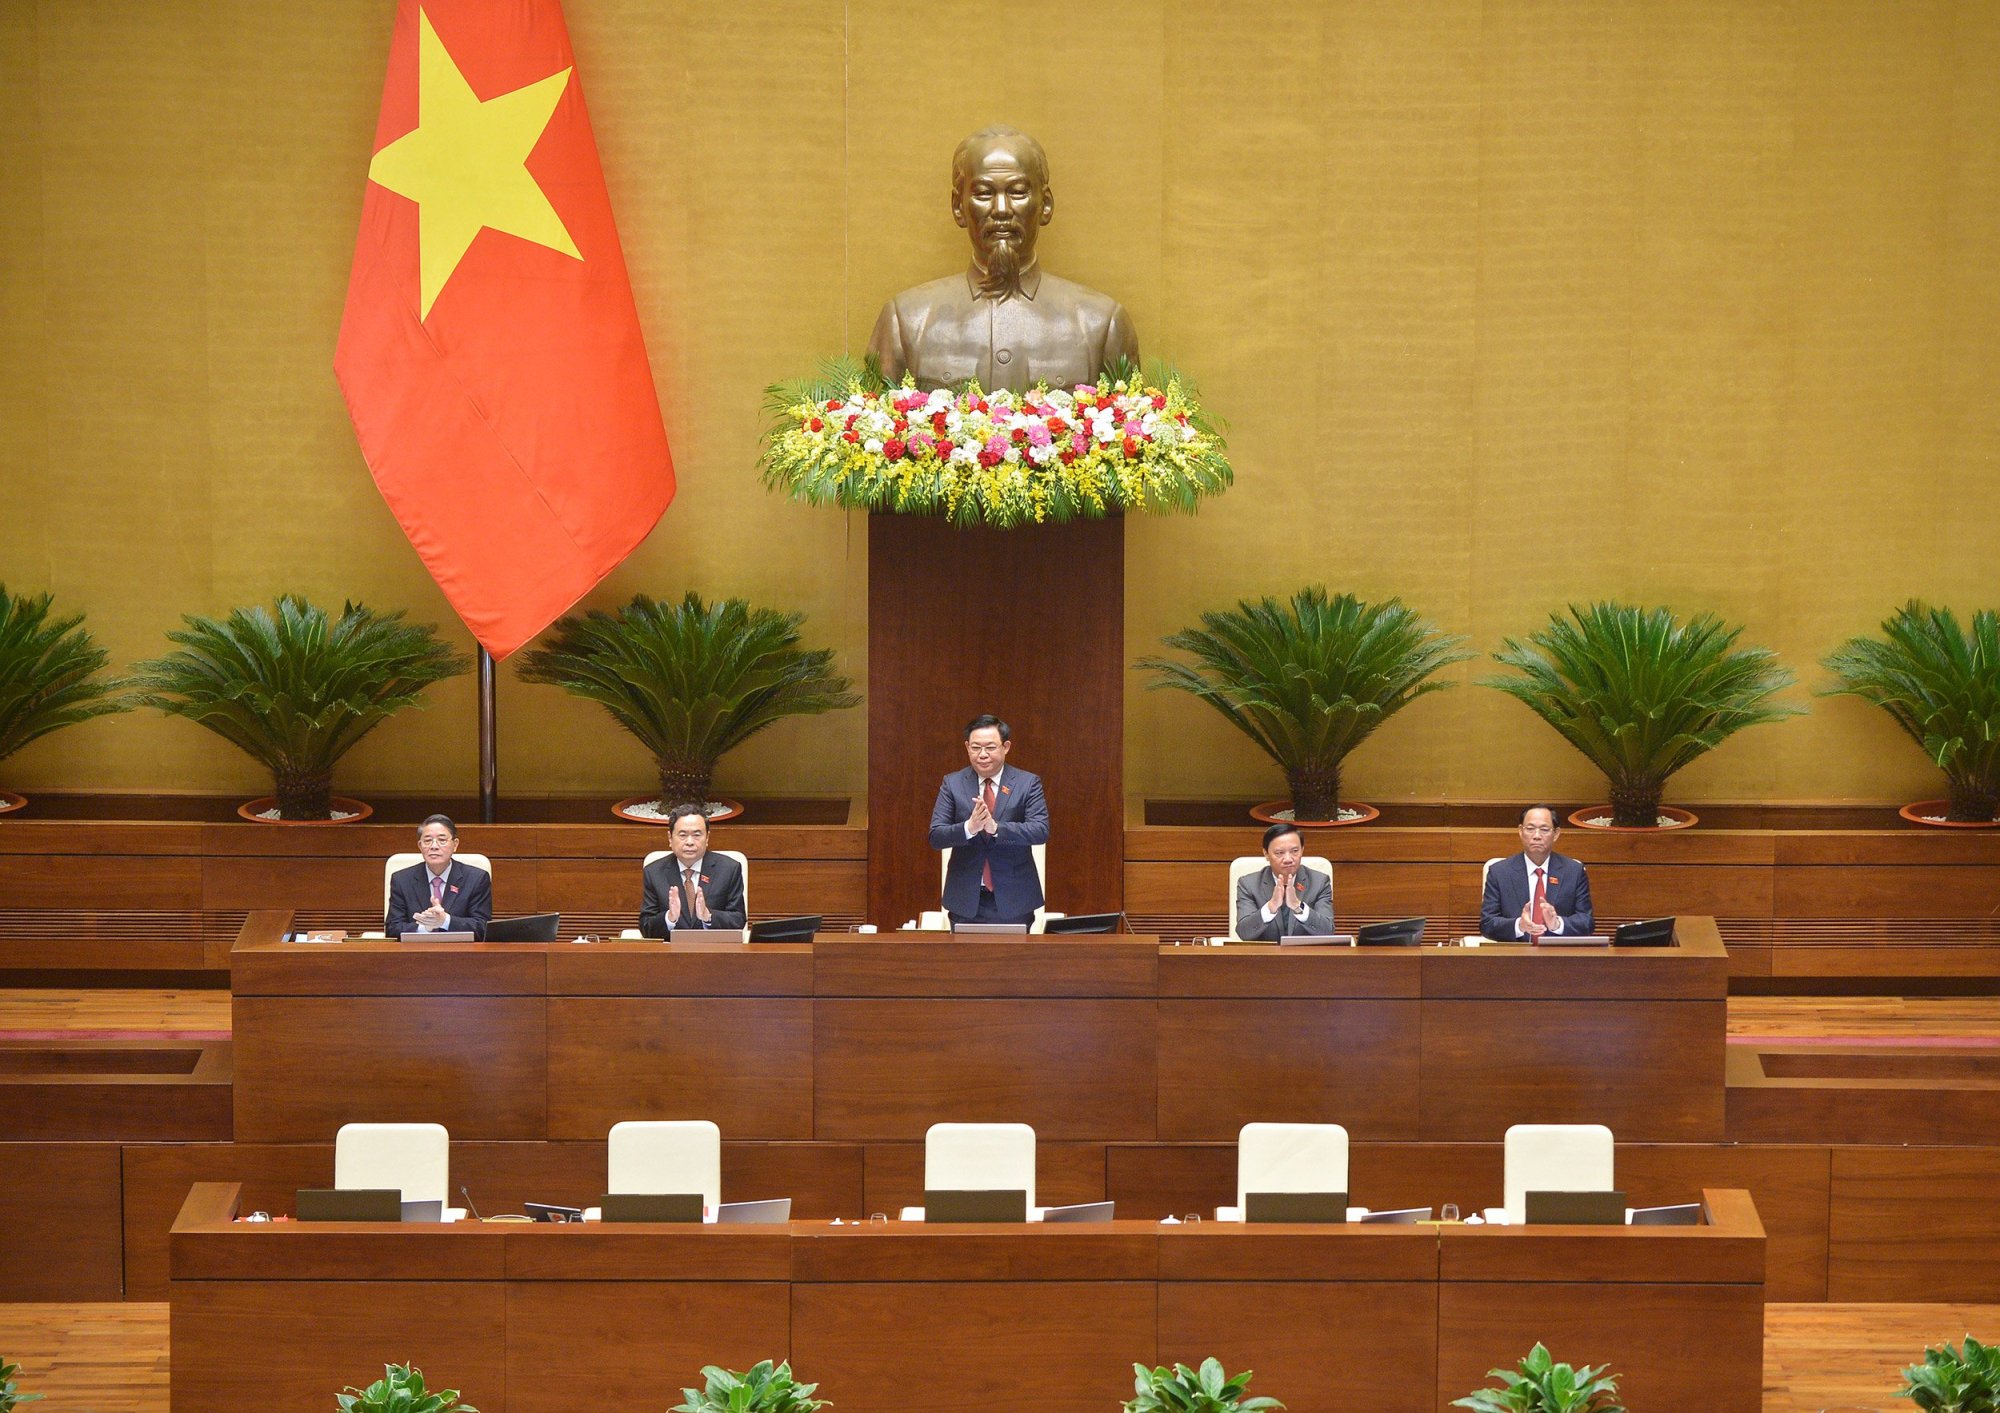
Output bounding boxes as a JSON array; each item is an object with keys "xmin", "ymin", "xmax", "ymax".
[{"xmin": 1234, "ymin": 864, "xmax": 1334, "ymax": 941}]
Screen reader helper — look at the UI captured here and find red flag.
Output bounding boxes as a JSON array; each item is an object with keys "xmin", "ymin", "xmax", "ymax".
[{"xmin": 335, "ymin": 0, "xmax": 673, "ymax": 659}]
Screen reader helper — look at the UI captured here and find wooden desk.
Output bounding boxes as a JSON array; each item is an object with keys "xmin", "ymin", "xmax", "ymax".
[
  {"xmin": 232, "ymin": 921, "xmax": 1727, "ymax": 1144},
  {"xmin": 170, "ymin": 1183, "xmax": 1764, "ymax": 1413}
]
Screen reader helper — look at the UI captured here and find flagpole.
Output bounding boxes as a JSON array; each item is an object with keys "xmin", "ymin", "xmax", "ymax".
[{"xmin": 478, "ymin": 648, "xmax": 498, "ymax": 824}]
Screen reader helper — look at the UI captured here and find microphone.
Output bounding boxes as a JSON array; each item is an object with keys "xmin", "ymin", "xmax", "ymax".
[{"xmin": 460, "ymin": 1185, "xmax": 484, "ymax": 1221}]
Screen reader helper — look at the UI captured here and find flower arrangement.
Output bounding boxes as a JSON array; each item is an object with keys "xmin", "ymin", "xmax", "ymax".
[{"xmin": 761, "ymin": 358, "xmax": 1231, "ymax": 528}]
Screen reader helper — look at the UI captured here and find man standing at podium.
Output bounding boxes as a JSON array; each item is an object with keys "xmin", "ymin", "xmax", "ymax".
[
  {"xmin": 1480, "ymin": 804, "xmax": 1594, "ymax": 940},
  {"xmin": 929, "ymin": 714, "xmax": 1050, "ymax": 927}
]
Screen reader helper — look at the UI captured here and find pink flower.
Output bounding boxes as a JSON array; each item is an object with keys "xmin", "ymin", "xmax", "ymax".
[{"xmin": 1025, "ymin": 423, "xmax": 1053, "ymax": 448}]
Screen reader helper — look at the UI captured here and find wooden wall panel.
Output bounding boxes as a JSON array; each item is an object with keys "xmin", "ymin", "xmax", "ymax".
[
  {"xmin": 1828, "ymin": 1147, "xmax": 2000, "ymax": 1301},
  {"xmin": 0, "ymin": 1143, "xmax": 124, "ymax": 1300},
  {"xmin": 867, "ymin": 513, "xmax": 1124, "ymax": 927},
  {"xmin": 0, "ymin": 855, "xmax": 202, "ymax": 909}
]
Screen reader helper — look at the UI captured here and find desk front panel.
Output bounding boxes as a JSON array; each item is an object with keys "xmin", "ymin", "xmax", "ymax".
[
  {"xmin": 171, "ymin": 1279, "xmax": 507, "ymax": 1413},
  {"xmin": 545, "ymin": 997, "xmax": 814, "ymax": 1140},
  {"xmin": 1157, "ymin": 1280, "xmax": 1437, "ymax": 1413},
  {"xmin": 1156, "ymin": 997, "xmax": 1422, "ymax": 1140},
  {"xmin": 1419, "ymin": 999, "xmax": 1726, "ymax": 1141},
  {"xmin": 789, "ymin": 1279, "xmax": 1156, "ymax": 1413},
  {"xmin": 812, "ymin": 997, "xmax": 1158, "ymax": 1141},
  {"xmin": 233, "ymin": 994, "xmax": 547, "ymax": 1143}
]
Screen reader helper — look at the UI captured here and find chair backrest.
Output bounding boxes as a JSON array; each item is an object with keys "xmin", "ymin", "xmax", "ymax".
[
  {"xmin": 643, "ymin": 849, "xmax": 750, "ymax": 914},
  {"xmin": 924, "ymin": 1122, "xmax": 1036, "ymax": 1207},
  {"xmin": 335, "ymin": 1121, "xmax": 449, "ymax": 1205},
  {"xmin": 1225, "ymin": 855, "xmax": 1335, "ymax": 941},
  {"xmin": 607, "ymin": 1120, "xmax": 722, "ymax": 1205},
  {"xmin": 1503, "ymin": 1123, "xmax": 1614, "ymax": 1222},
  {"xmin": 1237, "ymin": 1122, "xmax": 1349, "ymax": 1208},
  {"xmin": 383, "ymin": 853, "xmax": 493, "ymax": 918},
  {"xmin": 1481, "ymin": 856, "xmax": 1506, "ymax": 890}
]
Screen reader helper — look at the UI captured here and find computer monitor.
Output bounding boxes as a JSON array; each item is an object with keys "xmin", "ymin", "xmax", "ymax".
[
  {"xmin": 1613, "ymin": 917, "xmax": 1677, "ymax": 947},
  {"xmin": 1355, "ymin": 917, "xmax": 1427, "ymax": 946},
  {"xmin": 1041, "ymin": 912, "xmax": 1124, "ymax": 935},
  {"xmin": 484, "ymin": 912, "xmax": 560, "ymax": 943},
  {"xmin": 748, "ymin": 915, "xmax": 821, "ymax": 942}
]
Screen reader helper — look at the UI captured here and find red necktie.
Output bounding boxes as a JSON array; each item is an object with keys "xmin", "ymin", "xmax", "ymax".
[
  {"xmin": 980, "ymin": 779, "xmax": 996, "ymax": 890},
  {"xmin": 1532, "ymin": 867, "xmax": 1546, "ymax": 922}
]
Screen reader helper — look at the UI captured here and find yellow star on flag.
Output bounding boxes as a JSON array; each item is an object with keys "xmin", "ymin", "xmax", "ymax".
[{"xmin": 367, "ymin": 8, "xmax": 581, "ymax": 319}]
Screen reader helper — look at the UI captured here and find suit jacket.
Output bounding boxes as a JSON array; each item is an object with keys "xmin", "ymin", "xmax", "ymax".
[
  {"xmin": 1480, "ymin": 851, "xmax": 1593, "ymax": 941},
  {"xmin": 385, "ymin": 859, "xmax": 492, "ymax": 941},
  {"xmin": 639, "ymin": 851, "xmax": 747, "ymax": 938},
  {"xmin": 1234, "ymin": 864, "xmax": 1335, "ymax": 942},
  {"xmin": 928, "ymin": 766, "xmax": 1050, "ymax": 918}
]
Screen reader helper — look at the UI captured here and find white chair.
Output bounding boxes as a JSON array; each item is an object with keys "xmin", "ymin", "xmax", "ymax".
[
  {"xmin": 1502, "ymin": 1123, "xmax": 1614, "ymax": 1224},
  {"xmin": 335, "ymin": 1121, "xmax": 449, "ymax": 1206},
  {"xmin": 607, "ymin": 1119, "xmax": 721, "ymax": 1205},
  {"xmin": 619, "ymin": 849, "xmax": 751, "ymax": 938},
  {"xmin": 917, "ymin": 844, "xmax": 1063, "ymax": 932},
  {"xmin": 1225, "ymin": 854, "xmax": 1335, "ymax": 941},
  {"xmin": 1235, "ymin": 1122, "xmax": 1349, "ymax": 1212},
  {"xmin": 924, "ymin": 1122, "xmax": 1037, "ymax": 1207},
  {"xmin": 361, "ymin": 852, "xmax": 493, "ymax": 938}
]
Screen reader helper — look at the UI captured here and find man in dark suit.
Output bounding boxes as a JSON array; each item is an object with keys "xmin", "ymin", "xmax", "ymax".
[
  {"xmin": 1480, "ymin": 804, "xmax": 1594, "ymax": 941},
  {"xmin": 639, "ymin": 803, "xmax": 747, "ymax": 937},
  {"xmin": 928, "ymin": 713, "xmax": 1050, "ymax": 927},
  {"xmin": 1235, "ymin": 822, "xmax": 1335, "ymax": 941},
  {"xmin": 385, "ymin": 813, "xmax": 492, "ymax": 939}
]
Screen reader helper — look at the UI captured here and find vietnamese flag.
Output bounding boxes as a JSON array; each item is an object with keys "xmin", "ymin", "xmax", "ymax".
[{"xmin": 335, "ymin": 0, "xmax": 673, "ymax": 659}]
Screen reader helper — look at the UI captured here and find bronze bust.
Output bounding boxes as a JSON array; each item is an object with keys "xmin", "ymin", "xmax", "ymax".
[{"xmin": 867, "ymin": 126, "xmax": 1139, "ymax": 394}]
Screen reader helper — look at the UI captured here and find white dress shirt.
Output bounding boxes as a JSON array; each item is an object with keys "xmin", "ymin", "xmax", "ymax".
[{"xmin": 417, "ymin": 863, "xmax": 454, "ymax": 931}]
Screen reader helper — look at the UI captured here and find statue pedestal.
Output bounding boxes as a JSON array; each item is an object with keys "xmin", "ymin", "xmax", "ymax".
[{"xmin": 867, "ymin": 513, "xmax": 1124, "ymax": 927}]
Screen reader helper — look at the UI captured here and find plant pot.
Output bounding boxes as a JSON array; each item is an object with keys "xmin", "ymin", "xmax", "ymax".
[
  {"xmin": 1566, "ymin": 803, "xmax": 1698, "ymax": 832},
  {"xmin": 1249, "ymin": 799, "xmax": 1381, "ymax": 828},
  {"xmin": 612, "ymin": 795, "xmax": 746, "ymax": 826},
  {"xmin": 235, "ymin": 795, "xmax": 375, "ymax": 824},
  {"xmin": 1898, "ymin": 799, "xmax": 2000, "ymax": 829},
  {"xmin": 0, "ymin": 789, "xmax": 26, "ymax": 816}
]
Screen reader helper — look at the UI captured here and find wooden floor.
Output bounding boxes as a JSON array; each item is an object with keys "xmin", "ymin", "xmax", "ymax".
[
  {"xmin": 7, "ymin": 989, "xmax": 2000, "ymax": 1041},
  {"xmin": 0, "ymin": 1302, "xmax": 1989, "ymax": 1411}
]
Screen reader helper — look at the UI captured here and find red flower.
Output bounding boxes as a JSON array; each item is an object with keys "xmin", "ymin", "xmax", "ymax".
[
  {"xmin": 1010, "ymin": 427, "xmax": 1028, "ymax": 445},
  {"xmin": 1058, "ymin": 449, "xmax": 1077, "ymax": 465},
  {"xmin": 807, "ymin": 417, "xmax": 824, "ymax": 432},
  {"xmin": 977, "ymin": 448, "xmax": 1002, "ymax": 468},
  {"xmin": 842, "ymin": 430, "xmax": 859, "ymax": 444},
  {"xmin": 892, "ymin": 417, "xmax": 908, "ymax": 433},
  {"xmin": 1151, "ymin": 393, "xmax": 1167, "ymax": 410},
  {"xmin": 883, "ymin": 437, "xmax": 907, "ymax": 460},
  {"xmin": 824, "ymin": 400, "xmax": 841, "ymax": 411},
  {"xmin": 1122, "ymin": 435, "xmax": 1141, "ymax": 458},
  {"xmin": 931, "ymin": 412, "xmax": 949, "ymax": 434}
]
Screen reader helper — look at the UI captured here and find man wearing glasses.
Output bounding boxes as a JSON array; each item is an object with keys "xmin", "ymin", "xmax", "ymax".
[
  {"xmin": 1480, "ymin": 804, "xmax": 1594, "ymax": 941},
  {"xmin": 928, "ymin": 713, "xmax": 1051, "ymax": 928}
]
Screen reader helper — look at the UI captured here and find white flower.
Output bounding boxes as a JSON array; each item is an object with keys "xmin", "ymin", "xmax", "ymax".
[
  {"xmin": 949, "ymin": 444, "xmax": 976, "ymax": 463},
  {"xmin": 1180, "ymin": 423, "xmax": 1198, "ymax": 442},
  {"xmin": 926, "ymin": 389, "xmax": 951, "ymax": 412},
  {"xmin": 1028, "ymin": 442, "xmax": 1055, "ymax": 465},
  {"xmin": 1003, "ymin": 447, "xmax": 1020, "ymax": 463},
  {"xmin": 864, "ymin": 439, "xmax": 884, "ymax": 455}
]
